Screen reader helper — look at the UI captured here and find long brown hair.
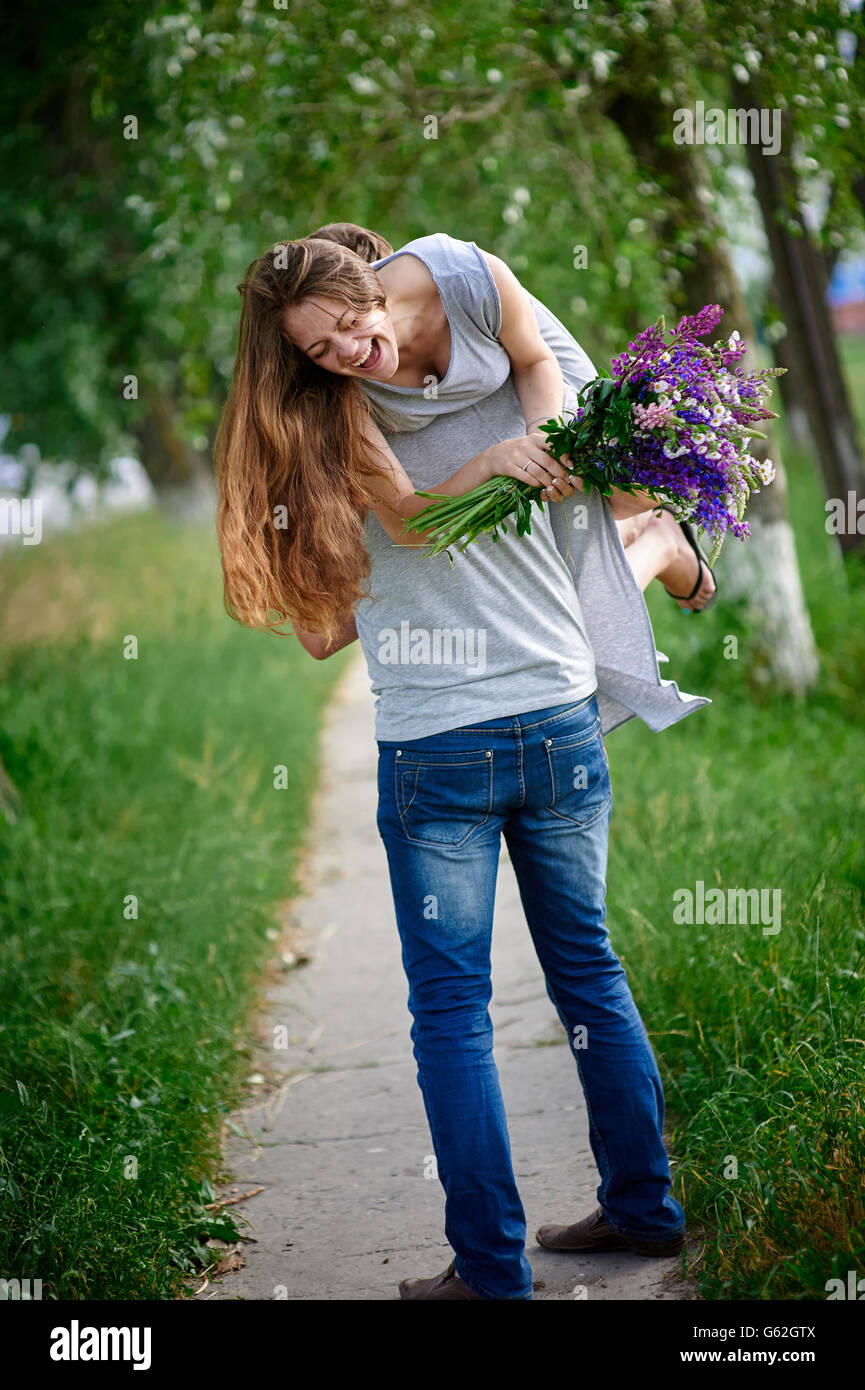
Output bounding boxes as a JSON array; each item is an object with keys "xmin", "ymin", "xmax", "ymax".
[{"xmin": 214, "ymin": 231, "xmax": 403, "ymax": 644}]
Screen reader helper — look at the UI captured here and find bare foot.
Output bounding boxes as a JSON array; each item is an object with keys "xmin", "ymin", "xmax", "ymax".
[{"xmin": 651, "ymin": 509, "xmax": 717, "ymax": 611}]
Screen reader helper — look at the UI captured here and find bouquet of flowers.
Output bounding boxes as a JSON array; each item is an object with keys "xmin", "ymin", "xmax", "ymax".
[{"xmin": 402, "ymin": 305, "xmax": 784, "ymax": 564}]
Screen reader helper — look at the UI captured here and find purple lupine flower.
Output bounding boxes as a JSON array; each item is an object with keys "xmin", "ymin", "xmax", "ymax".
[
  {"xmin": 404, "ymin": 306, "xmax": 784, "ymax": 561},
  {"xmin": 556, "ymin": 307, "xmax": 783, "ymax": 562},
  {"xmin": 673, "ymin": 304, "xmax": 724, "ymax": 338}
]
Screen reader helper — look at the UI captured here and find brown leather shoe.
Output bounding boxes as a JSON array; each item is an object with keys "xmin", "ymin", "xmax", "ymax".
[
  {"xmin": 536, "ymin": 1205, "xmax": 685, "ymax": 1257},
  {"xmin": 399, "ymin": 1259, "xmax": 486, "ymax": 1300}
]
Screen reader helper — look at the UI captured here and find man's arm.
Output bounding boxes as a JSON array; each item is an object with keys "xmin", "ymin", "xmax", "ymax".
[
  {"xmin": 565, "ymin": 473, "xmax": 665, "ymax": 520},
  {"xmin": 606, "ymin": 487, "xmax": 665, "ymax": 520}
]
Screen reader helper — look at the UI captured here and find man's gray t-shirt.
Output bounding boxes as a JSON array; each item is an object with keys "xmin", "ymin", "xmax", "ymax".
[{"xmin": 355, "ymin": 233, "xmax": 709, "ymax": 742}]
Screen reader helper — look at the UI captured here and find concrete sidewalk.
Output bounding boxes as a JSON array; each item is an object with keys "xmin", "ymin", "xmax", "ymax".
[{"xmin": 197, "ymin": 655, "xmax": 693, "ymax": 1302}]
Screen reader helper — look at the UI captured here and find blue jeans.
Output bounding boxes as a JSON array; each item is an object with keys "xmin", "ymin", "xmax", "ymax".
[{"xmin": 376, "ymin": 692, "xmax": 685, "ymax": 1300}]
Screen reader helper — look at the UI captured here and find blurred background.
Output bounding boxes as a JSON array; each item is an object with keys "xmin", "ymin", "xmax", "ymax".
[{"xmin": 1, "ymin": 0, "xmax": 863, "ymax": 1301}]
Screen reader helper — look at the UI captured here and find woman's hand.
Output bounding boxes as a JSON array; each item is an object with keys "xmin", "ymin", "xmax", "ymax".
[{"xmin": 481, "ymin": 433, "xmax": 579, "ymax": 501}]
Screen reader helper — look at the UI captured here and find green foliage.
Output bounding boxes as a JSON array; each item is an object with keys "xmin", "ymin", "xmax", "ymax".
[
  {"xmin": 0, "ymin": 512, "xmax": 348, "ymax": 1298},
  {"xmin": 1, "ymin": 1, "xmax": 864, "ymax": 1303},
  {"xmin": 604, "ymin": 394, "xmax": 865, "ymax": 1299},
  {"xmin": 3, "ymin": 1, "xmax": 861, "ymax": 477}
]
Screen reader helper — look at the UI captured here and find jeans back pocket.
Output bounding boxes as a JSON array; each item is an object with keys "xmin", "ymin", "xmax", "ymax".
[
  {"xmin": 542, "ymin": 718, "xmax": 611, "ymax": 828},
  {"xmin": 395, "ymin": 748, "xmax": 493, "ymax": 847}
]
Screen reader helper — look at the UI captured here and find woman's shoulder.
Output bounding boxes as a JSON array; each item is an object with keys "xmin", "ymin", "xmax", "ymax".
[
  {"xmin": 377, "ymin": 232, "xmax": 480, "ymax": 277},
  {"xmin": 373, "ymin": 234, "xmax": 500, "ymax": 343},
  {"xmin": 387, "ymin": 234, "xmax": 500, "ymax": 338}
]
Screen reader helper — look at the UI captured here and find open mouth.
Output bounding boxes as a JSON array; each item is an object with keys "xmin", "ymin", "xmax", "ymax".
[{"xmin": 350, "ymin": 338, "xmax": 382, "ymax": 372}]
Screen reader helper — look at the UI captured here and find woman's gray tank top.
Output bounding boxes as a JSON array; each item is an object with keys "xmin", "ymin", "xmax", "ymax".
[{"xmin": 355, "ymin": 232, "xmax": 709, "ymax": 742}]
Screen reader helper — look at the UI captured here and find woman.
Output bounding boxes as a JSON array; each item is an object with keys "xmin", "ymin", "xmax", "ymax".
[
  {"xmin": 307, "ymin": 222, "xmax": 718, "ymax": 617},
  {"xmin": 215, "ymin": 226, "xmax": 706, "ymax": 1300}
]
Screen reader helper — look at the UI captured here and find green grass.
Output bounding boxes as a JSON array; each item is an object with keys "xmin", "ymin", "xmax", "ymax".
[
  {"xmin": 0, "ymin": 511, "xmax": 350, "ymax": 1298},
  {"xmin": 604, "ymin": 365, "xmax": 865, "ymax": 1299},
  {"xmin": 840, "ymin": 336, "xmax": 865, "ymax": 424},
  {"xmin": 1, "ymin": 340, "xmax": 864, "ymax": 1301}
]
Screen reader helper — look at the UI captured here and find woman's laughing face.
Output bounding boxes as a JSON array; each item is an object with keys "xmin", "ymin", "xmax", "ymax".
[{"xmin": 283, "ymin": 294, "xmax": 398, "ymax": 380}]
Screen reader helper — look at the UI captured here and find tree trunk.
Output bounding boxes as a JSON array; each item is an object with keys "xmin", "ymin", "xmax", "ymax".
[
  {"xmin": 133, "ymin": 391, "xmax": 217, "ymax": 522},
  {"xmin": 743, "ymin": 91, "xmax": 865, "ymax": 552},
  {"xmin": 766, "ymin": 279, "xmax": 811, "ymax": 449},
  {"xmin": 606, "ymin": 81, "xmax": 819, "ymax": 692}
]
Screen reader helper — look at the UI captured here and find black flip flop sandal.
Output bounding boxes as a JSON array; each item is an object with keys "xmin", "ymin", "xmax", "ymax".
[{"xmin": 660, "ymin": 506, "xmax": 718, "ymax": 613}]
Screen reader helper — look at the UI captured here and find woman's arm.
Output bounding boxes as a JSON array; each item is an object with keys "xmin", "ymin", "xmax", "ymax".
[
  {"xmin": 478, "ymin": 249, "xmax": 565, "ymax": 432},
  {"xmin": 361, "ymin": 415, "xmax": 575, "ymax": 546},
  {"xmin": 291, "ymin": 611, "xmax": 359, "ymax": 660},
  {"xmin": 477, "ymin": 255, "xmax": 666, "ymax": 525}
]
